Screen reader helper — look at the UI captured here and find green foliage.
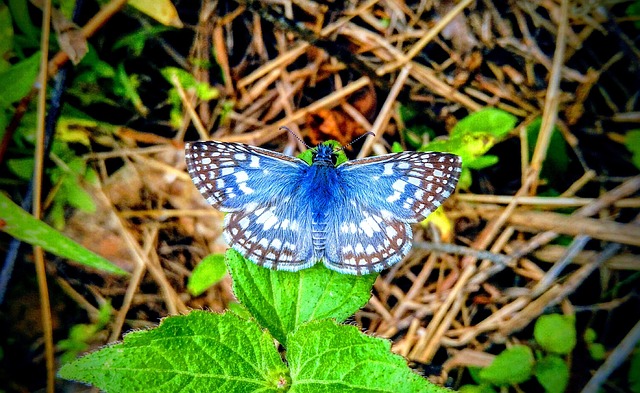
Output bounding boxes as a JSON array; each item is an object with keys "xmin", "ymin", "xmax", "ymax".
[
  {"xmin": 227, "ymin": 249, "xmax": 376, "ymax": 345},
  {"xmin": 6, "ymin": 140, "xmax": 99, "ymax": 230},
  {"xmin": 187, "ymin": 253, "xmax": 227, "ymax": 296},
  {"xmin": 534, "ymin": 314, "xmax": 576, "ymax": 355},
  {"xmin": 286, "ymin": 319, "xmax": 440, "ymax": 392},
  {"xmin": 398, "ymin": 104, "xmax": 436, "ymax": 149},
  {"xmin": 526, "ymin": 118, "xmax": 570, "ymax": 188},
  {"xmin": 458, "ymin": 385, "xmax": 496, "ymax": 393},
  {"xmin": 298, "ymin": 140, "xmax": 349, "ymax": 166},
  {"xmin": 0, "ymin": 192, "xmax": 126, "ymax": 274},
  {"xmin": 0, "ymin": 2, "xmax": 14, "ymax": 71},
  {"xmin": 626, "ymin": 0, "xmax": 640, "ymax": 29},
  {"xmin": 59, "ymin": 311, "xmax": 290, "ymax": 392},
  {"xmin": 466, "ymin": 314, "xmax": 577, "ymax": 392},
  {"xmin": 534, "ymin": 355, "xmax": 569, "ymax": 393},
  {"xmin": 113, "ymin": 25, "xmax": 173, "ymax": 57},
  {"xmin": 58, "ymin": 302, "xmax": 113, "ymax": 364},
  {"xmin": 583, "ymin": 328, "xmax": 606, "ymax": 361},
  {"xmin": 114, "ymin": 63, "xmax": 148, "ymax": 116},
  {"xmin": 59, "ymin": 254, "xmax": 445, "ymax": 392},
  {"xmin": 161, "ymin": 66, "xmax": 220, "ymax": 128},
  {"xmin": 0, "ymin": 51, "xmax": 40, "ymax": 106},
  {"xmin": 7, "ymin": 0, "xmax": 39, "ymax": 46},
  {"xmin": 478, "ymin": 345, "xmax": 534, "ymax": 386},
  {"xmin": 624, "ymin": 130, "xmax": 640, "ymax": 170},
  {"xmin": 419, "ymin": 108, "xmax": 518, "ymax": 189}
]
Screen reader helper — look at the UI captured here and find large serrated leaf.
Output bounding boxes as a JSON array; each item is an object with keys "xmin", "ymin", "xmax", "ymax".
[
  {"xmin": 0, "ymin": 192, "xmax": 125, "ymax": 274},
  {"xmin": 227, "ymin": 249, "xmax": 376, "ymax": 345},
  {"xmin": 286, "ymin": 320, "xmax": 446, "ymax": 393},
  {"xmin": 58, "ymin": 311, "xmax": 289, "ymax": 392}
]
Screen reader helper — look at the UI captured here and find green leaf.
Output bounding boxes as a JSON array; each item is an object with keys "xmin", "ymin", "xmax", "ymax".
[
  {"xmin": 479, "ymin": 345, "xmax": 534, "ymax": 386},
  {"xmin": 419, "ymin": 108, "xmax": 516, "ymax": 189},
  {"xmin": 534, "ymin": 355, "xmax": 569, "ymax": 393},
  {"xmin": 7, "ymin": 0, "xmax": 39, "ymax": 44},
  {"xmin": 527, "ymin": 118, "xmax": 570, "ymax": 186},
  {"xmin": 161, "ymin": 66, "xmax": 219, "ymax": 101},
  {"xmin": 626, "ymin": 1, "xmax": 640, "ymax": 28},
  {"xmin": 583, "ymin": 328, "xmax": 597, "ymax": 344},
  {"xmin": 587, "ymin": 342, "xmax": 606, "ymax": 361},
  {"xmin": 458, "ymin": 385, "xmax": 497, "ymax": 393},
  {"xmin": 0, "ymin": 192, "xmax": 126, "ymax": 275},
  {"xmin": 227, "ymin": 249, "xmax": 376, "ymax": 345},
  {"xmin": 534, "ymin": 314, "xmax": 576, "ymax": 355},
  {"xmin": 452, "ymin": 108, "xmax": 517, "ymax": 138},
  {"xmin": 0, "ymin": 51, "xmax": 40, "ymax": 106},
  {"xmin": 0, "ymin": 3, "xmax": 14, "ymax": 71},
  {"xmin": 297, "ymin": 140, "xmax": 348, "ymax": 166},
  {"xmin": 287, "ymin": 319, "xmax": 444, "ymax": 392},
  {"xmin": 6, "ymin": 157, "xmax": 34, "ymax": 180},
  {"xmin": 58, "ymin": 311, "xmax": 289, "ymax": 392},
  {"xmin": 112, "ymin": 25, "xmax": 172, "ymax": 56},
  {"xmin": 624, "ymin": 130, "xmax": 640, "ymax": 170},
  {"xmin": 187, "ymin": 253, "xmax": 227, "ymax": 296},
  {"xmin": 114, "ymin": 63, "xmax": 148, "ymax": 116}
]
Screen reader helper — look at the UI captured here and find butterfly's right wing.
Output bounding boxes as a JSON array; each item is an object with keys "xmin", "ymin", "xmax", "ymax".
[
  {"xmin": 319, "ymin": 151, "xmax": 461, "ymax": 274},
  {"xmin": 185, "ymin": 141, "xmax": 314, "ymax": 270}
]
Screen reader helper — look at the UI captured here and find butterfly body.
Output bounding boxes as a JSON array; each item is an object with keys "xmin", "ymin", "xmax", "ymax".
[{"xmin": 186, "ymin": 140, "xmax": 461, "ymax": 275}]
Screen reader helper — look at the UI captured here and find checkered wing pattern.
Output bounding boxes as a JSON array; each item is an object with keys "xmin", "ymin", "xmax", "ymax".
[
  {"xmin": 320, "ymin": 151, "xmax": 462, "ymax": 274},
  {"xmin": 185, "ymin": 141, "xmax": 315, "ymax": 270},
  {"xmin": 186, "ymin": 140, "xmax": 462, "ymax": 275}
]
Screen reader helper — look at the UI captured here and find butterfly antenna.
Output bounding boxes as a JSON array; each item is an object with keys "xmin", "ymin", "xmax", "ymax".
[
  {"xmin": 337, "ymin": 131, "xmax": 375, "ymax": 152},
  {"xmin": 280, "ymin": 126, "xmax": 311, "ymax": 149}
]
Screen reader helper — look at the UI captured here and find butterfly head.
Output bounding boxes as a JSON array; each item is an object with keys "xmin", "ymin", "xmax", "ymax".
[{"xmin": 311, "ymin": 143, "xmax": 338, "ymax": 167}]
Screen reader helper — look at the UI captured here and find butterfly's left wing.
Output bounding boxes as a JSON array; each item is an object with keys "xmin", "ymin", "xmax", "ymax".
[
  {"xmin": 320, "ymin": 151, "xmax": 461, "ymax": 274},
  {"xmin": 185, "ymin": 141, "xmax": 316, "ymax": 270}
]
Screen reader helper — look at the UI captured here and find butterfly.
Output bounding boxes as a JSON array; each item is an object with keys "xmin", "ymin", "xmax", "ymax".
[{"xmin": 185, "ymin": 138, "xmax": 461, "ymax": 275}]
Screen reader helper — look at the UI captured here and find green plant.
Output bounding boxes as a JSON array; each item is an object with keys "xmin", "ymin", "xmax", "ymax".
[
  {"xmin": 397, "ymin": 107, "xmax": 518, "ymax": 190},
  {"xmin": 460, "ymin": 314, "xmax": 575, "ymax": 393},
  {"xmin": 624, "ymin": 130, "xmax": 640, "ymax": 170},
  {"xmin": 58, "ymin": 249, "xmax": 452, "ymax": 392},
  {"xmin": 58, "ymin": 302, "xmax": 113, "ymax": 364},
  {"xmin": 187, "ymin": 253, "xmax": 227, "ymax": 296},
  {"xmin": 0, "ymin": 192, "xmax": 126, "ymax": 274}
]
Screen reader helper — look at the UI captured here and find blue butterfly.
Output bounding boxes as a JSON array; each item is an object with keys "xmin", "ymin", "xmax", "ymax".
[{"xmin": 185, "ymin": 139, "xmax": 461, "ymax": 275}]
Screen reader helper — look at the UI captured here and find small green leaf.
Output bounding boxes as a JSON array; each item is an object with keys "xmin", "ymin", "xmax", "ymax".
[
  {"xmin": 527, "ymin": 118, "xmax": 570, "ymax": 186},
  {"xmin": 0, "ymin": 192, "xmax": 126, "ymax": 275},
  {"xmin": 451, "ymin": 108, "xmax": 517, "ymax": 138},
  {"xmin": 459, "ymin": 385, "xmax": 497, "ymax": 393},
  {"xmin": 583, "ymin": 328, "xmax": 597, "ymax": 344},
  {"xmin": 58, "ymin": 311, "xmax": 289, "ymax": 392},
  {"xmin": 587, "ymin": 342, "xmax": 606, "ymax": 361},
  {"xmin": 187, "ymin": 253, "xmax": 227, "ymax": 296},
  {"xmin": 534, "ymin": 355, "xmax": 569, "ymax": 393},
  {"xmin": 0, "ymin": 3, "xmax": 14, "ymax": 71},
  {"xmin": 298, "ymin": 140, "xmax": 348, "ymax": 166},
  {"xmin": 227, "ymin": 249, "xmax": 376, "ymax": 345},
  {"xmin": 7, "ymin": 0, "xmax": 39, "ymax": 44},
  {"xmin": 114, "ymin": 63, "xmax": 148, "ymax": 116},
  {"xmin": 534, "ymin": 314, "xmax": 576, "ymax": 355},
  {"xmin": 287, "ymin": 319, "xmax": 444, "ymax": 392},
  {"xmin": 112, "ymin": 26, "xmax": 172, "ymax": 56},
  {"xmin": 161, "ymin": 66, "xmax": 219, "ymax": 101},
  {"xmin": 624, "ymin": 130, "xmax": 640, "ymax": 170},
  {"xmin": 6, "ymin": 157, "xmax": 34, "ymax": 180},
  {"xmin": 0, "ymin": 51, "xmax": 40, "ymax": 106},
  {"xmin": 61, "ymin": 176, "xmax": 97, "ymax": 213},
  {"xmin": 479, "ymin": 345, "xmax": 534, "ymax": 386}
]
